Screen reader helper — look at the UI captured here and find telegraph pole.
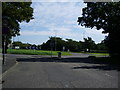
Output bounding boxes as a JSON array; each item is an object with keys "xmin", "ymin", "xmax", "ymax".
[
  {"xmin": 83, "ymin": 30, "xmax": 86, "ymax": 40},
  {"xmin": 2, "ymin": 16, "xmax": 10, "ymax": 65},
  {"xmin": 54, "ymin": 30, "xmax": 57, "ymax": 51},
  {"xmin": 50, "ymin": 36, "xmax": 53, "ymax": 59}
]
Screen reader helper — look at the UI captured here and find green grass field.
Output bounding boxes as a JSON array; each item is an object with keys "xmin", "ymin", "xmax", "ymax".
[
  {"xmin": 0, "ymin": 49, "xmax": 2, "ymax": 53},
  {"xmin": 71, "ymin": 51, "xmax": 109, "ymax": 57},
  {"xmin": 87, "ymin": 53, "xmax": 109, "ymax": 57},
  {"xmin": 7, "ymin": 49, "xmax": 109, "ymax": 56},
  {"xmin": 7, "ymin": 49, "xmax": 71, "ymax": 56}
]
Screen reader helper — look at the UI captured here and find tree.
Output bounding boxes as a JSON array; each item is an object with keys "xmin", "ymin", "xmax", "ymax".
[
  {"xmin": 65, "ymin": 39, "xmax": 81, "ymax": 52},
  {"xmin": 12, "ymin": 41, "xmax": 22, "ymax": 49},
  {"xmin": 2, "ymin": 2, "xmax": 34, "ymax": 53},
  {"xmin": 77, "ymin": 2, "xmax": 120, "ymax": 57},
  {"xmin": 41, "ymin": 37, "xmax": 66, "ymax": 51},
  {"xmin": 82, "ymin": 37, "xmax": 96, "ymax": 52},
  {"xmin": 96, "ymin": 40, "xmax": 108, "ymax": 52},
  {"xmin": 12, "ymin": 41, "xmax": 32, "ymax": 49},
  {"xmin": 2, "ymin": 2, "xmax": 33, "ymax": 36}
]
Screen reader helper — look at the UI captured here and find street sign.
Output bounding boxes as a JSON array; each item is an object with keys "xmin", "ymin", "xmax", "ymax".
[{"xmin": 63, "ymin": 46, "xmax": 65, "ymax": 51}]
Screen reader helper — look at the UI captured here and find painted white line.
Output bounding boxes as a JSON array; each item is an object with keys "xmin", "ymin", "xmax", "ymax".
[
  {"xmin": 65, "ymin": 84, "xmax": 69, "ymax": 88},
  {"xmin": 105, "ymin": 73, "xmax": 113, "ymax": 78}
]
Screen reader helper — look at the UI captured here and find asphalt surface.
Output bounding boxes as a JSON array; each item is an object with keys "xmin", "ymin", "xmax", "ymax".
[{"xmin": 2, "ymin": 54, "xmax": 119, "ymax": 88}]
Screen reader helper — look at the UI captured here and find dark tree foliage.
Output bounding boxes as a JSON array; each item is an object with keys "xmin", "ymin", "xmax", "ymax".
[
  {"xmin": 12, "ymin": 41, "xmax": 31, "ymax": 49},
  {"xmin": 2, "ymin": 2, "xmax": 34, "ymax": 36},
  {"xmin": 65, "ymin": 39, "xmax": 81, "ymax": 52},
  {"xmin": 41, "ymin": 37, "xmax": 66, "ymax": 51},
  {"xmin": 82, "ymin": 37, "xmax": 96, "ymax": 52},
  {"xmin": 12, "ymin": 37, "xmax": 107, "ymax": 53},
  {"xmin": 2, "ymin": 2, "xmax": 34, "ymax": 53},
  {"xmin": 12, "ymin": 41, "xmax": 42, "ymax": 50},
  {"xmin": 77, "ymin": 2, "xmax": 120, "ymax": 57},
  {"xmin": 40, "ymin": 36, "xmax": 105, "ymax": 52},
  {"xmin": 41, "ymin": 37, "xmax": 82, "ymax": 52},
  {"xmin": 96, "ymin": 40, "xmax": 108, "ymax": 52}
]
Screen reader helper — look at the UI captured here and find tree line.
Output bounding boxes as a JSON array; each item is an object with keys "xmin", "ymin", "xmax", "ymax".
[{"xmin": 12, "ymin": 36, "xmax": 108, "ymax": 53}]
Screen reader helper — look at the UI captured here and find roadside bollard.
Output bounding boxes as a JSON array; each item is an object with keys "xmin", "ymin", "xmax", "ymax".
[{"xmin": 58, "ymin": 52, "xmax": 61, "ymax": 59}]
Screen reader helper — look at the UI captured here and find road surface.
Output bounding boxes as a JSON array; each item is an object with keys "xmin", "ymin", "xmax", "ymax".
[{"xmin": 2, "ymin": 54, "xmax": 119, "ymax": 88}]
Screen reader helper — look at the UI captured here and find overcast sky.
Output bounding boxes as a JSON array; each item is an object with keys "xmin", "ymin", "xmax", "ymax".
[{"xmin": 13, "ymin": 1, "xmax": 107, "ymax": 45}]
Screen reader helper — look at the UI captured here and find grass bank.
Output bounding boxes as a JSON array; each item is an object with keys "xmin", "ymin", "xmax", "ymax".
[
  {"xmin": 7, "ymin": 49, "xmax": 71, "ymax": 56},
  {"xmin": 71, "ymin": 51, "xmax": 109, "ymax": 57},
  {"xmin": 88, "ymin": 53, "xmax": 109, "ymax": 57}
]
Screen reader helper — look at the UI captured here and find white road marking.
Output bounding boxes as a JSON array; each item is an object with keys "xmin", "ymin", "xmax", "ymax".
[
  {"xmin": 65, "ymin": 84, "xmax": 69, "ymax": 87},
  {"xmin": 105, "ymin": 73, "xmax": 113, "ymax": 78}
]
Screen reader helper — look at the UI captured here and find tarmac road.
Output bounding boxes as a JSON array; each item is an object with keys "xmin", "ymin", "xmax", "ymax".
[{"xmin": 2, "ymin": 54, "xmax": 119, "ymax": 88}]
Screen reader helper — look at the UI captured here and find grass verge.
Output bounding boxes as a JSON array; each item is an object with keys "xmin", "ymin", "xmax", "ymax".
[
  {"xmin": 7, "ymin": 49, "xmax": 71, "ymax": 56},
  {"xmin": 88, "ymin": 53, "xmax": 109, "ymax": 57}
]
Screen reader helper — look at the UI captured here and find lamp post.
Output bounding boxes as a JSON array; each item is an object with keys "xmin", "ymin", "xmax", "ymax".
[
  {"xmin": 83, "ymin": 30, "xmax": 86, "ymax": 40},
  {"xmin": 50, "ymin": 36, "xmax": 54, "ymax": 58},
  {"xmin": 54, "ymin": 30, "xmax": 57, "ymax": 51},
  {"xmin": 2, "ymin": 16, "xmax": 9, "ymax": 65}
]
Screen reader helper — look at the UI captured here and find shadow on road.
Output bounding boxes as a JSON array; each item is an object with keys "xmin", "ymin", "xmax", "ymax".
[
  {"xmin": 72, "ymin": 65, "xmax": 120, "ymax": 71},
  {"xmin": 16, "ymin": 56, "xmax": 120, "ymax": 71}
]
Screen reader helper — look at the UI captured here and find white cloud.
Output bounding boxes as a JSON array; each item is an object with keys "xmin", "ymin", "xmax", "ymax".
[
  {"xmin": 20, "ymin": 2, "xmax": 86, "ymax": 29},
  {"xmin": 19, "ymin": 2, "xmax": 106, "ymax": 44},
  {"xmin": 20, "ymin": 23, "xmax": 84, "ymax": 43},
  {"xmin": 32, "ymin": 0, "xmax": 84, "ymax": 2},
  {"xmin": 20, "ymin": 26, "xmax": 80, "ymax": 36},
  {"xmin": 30, "ymin": 2, "xmax": 85, "ymax": 26}
]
